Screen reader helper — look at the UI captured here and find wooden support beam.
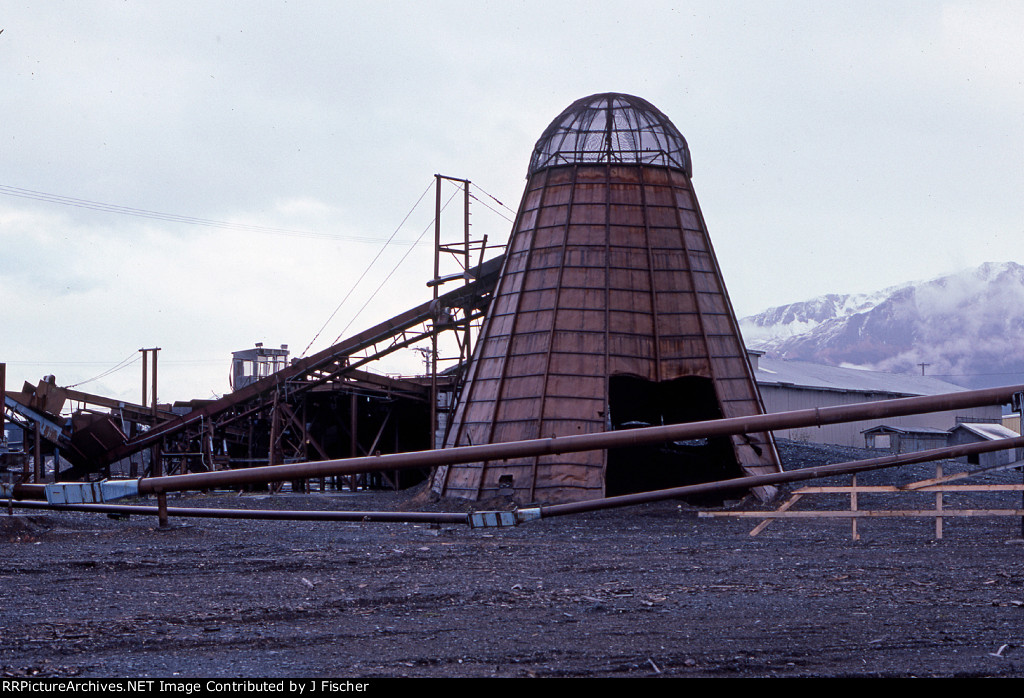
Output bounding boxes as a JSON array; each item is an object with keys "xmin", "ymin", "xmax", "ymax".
[
  {"xmin": 786, "ymin": 484, "xmax": 1024, "ymax": 494},
  {"xmin": 900, "ymin": 459, "xmax": 1024, "ymax": 490},
  {"xmin": 749, "ymin": 493, "xmax": 802, "ymax": 536},
  {"xmin": 851, "ymin": 474, "xmax": 859, "ymax": 541},
  {"xmin": 703, "ymin": 509, "xmax": 1024, "ymax": 519},
  {"xmin": 278, "ymin": 402, "xmax": 330, "ymax": 461}
]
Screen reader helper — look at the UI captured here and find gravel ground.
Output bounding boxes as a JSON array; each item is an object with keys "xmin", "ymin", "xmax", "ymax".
[{"xmin": 2, "ymin": 441, "xmax": 1024, "ymax": 678}]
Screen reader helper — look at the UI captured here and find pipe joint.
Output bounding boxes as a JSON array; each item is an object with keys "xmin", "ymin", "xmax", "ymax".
[
  {"xmin": 515, "ymin": 507, "xmax": 542, "ymax": 524},
  {"xmin": 44, "ymin": 479, "xmax": 140, "ymax": 505},
  {"xmin": 468, "ymin": 510, "xmax": 518, "ymax": 528}
]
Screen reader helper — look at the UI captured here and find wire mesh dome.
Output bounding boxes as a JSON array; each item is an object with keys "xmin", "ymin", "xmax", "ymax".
[{"xmin": 528, "ymin": 93, "xmax": 692, "ymax": 176}]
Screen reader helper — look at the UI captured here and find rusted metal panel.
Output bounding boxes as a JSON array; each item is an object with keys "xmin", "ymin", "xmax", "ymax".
[
  {"xmin": 436, "ymin": 160, "xmax": 782, "ymax": 502},
  {"xmin": 433, "ymin": 95, "xmax": 791, "ymax": 504}
]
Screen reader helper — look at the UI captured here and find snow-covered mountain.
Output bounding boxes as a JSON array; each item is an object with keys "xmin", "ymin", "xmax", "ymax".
[{"xmin": 740, "ymin": 262, "xmax": 1024, "ymax": 389}]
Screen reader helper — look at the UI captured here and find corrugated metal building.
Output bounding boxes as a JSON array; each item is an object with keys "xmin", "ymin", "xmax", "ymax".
[
  {"xmin": 750, "ymin": 352, "xmax": 1002, "ymax": 447},
  {"xmin": 861, "ymin": 425, "xmax": 950, "ymax": 453},
  {"xmin": 947, "ymin": 422, "xmax": 1024, "ymax": 466}
]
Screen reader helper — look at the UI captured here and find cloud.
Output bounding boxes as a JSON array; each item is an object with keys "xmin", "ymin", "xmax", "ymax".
[{"xmin": 3, "ymin": 2, "xmax": 1024, "ymax": 403}]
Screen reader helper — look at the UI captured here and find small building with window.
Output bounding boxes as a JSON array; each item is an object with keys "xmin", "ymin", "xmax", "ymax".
[
  {"xmin": 231, "ymin": 343, "xmax": 290, "ymax": 391},
  {"xmin": 861, "ymin": 425, "xmax": 950, "ymax": 453}
]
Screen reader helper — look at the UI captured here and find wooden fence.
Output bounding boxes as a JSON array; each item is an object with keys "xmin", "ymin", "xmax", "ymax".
[{"xmin": 700, "ymin": 460, "xmax": 1024, "ymax": 540}]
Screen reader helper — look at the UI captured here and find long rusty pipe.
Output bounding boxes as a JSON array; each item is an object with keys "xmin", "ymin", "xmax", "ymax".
[
  {"xmin": 7, "ymin": 384, "xmax": 1020, "ymax": 502},
  {"xmin": 538, "ymin": 435, "xmax": 1024, "ymax": 517},
  {"xmin": 3, "ymin": 499, "xmax": 467, "ymax": 524},
  {"xmin": 123, "ymin": 383, "xmax": 1022, "ymax": 495},
  {"xmin": 5, "ymin": 434, "xmax": 1022, "ymax": 525}
]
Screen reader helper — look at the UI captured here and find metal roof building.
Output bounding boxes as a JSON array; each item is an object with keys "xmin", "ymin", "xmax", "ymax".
[
  {"xmin": 947, "ymin": 422, "xmax": 1024, "ymax": 466},
  {"xmin": 432, "ymin": 93, "xmax": 781, "ymax": 504},
  {"xmin": 861, "ymin": 424, "xmax": 951, "ymax": 453},
  {"xmin": 753, "ymin": 354, "xmax": 971, "ymax": 398},
  {"xmin": 750, "ymin": 353, "xmax": 1002, "ymax": 447}
]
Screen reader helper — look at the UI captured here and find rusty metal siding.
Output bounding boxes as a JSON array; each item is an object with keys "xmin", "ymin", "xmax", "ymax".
[{"xmin": 436, "ymin": 160, "xmax": 780, "ymax": 504}]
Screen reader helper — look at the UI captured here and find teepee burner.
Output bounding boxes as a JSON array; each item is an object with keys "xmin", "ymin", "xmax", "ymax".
[{"xmin": 433, "ymin": 93, "xmax": 781, "ymax": 505}]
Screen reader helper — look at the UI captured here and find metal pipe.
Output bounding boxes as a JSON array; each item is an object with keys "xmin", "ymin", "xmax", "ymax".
[
  {"xmin": 151, "ymin": 347, "xmax": 159, "ymax": 420},
  {"xmin": 33, "ymin": 425, "xmax": 41, "ymax": 484},
  {"xmin": 1, "ymin": 363, "xmax": 6, "ymax": 459},
  {"xmin": 7, "ymin": 483, "xmax": 44, "ymax": 499},
  {"xmin": 2, "ymin": 499, "xmax": 468, "ymax": 524},
  {"xmin": 431, "ymin": 174, "xmax": 441, "ymax": 451},
  {"xmin": 537, "ymin": 434, "xmax": 1024, "ymax": 518},
  {"xmin": 8, "ymin": 384, "xmax": 1021, "ymax": 502},
  {"xmin": 140, "ymin": 348, "xmax": 147, "ymax": 410},
  {"xmin": 7, "ymin": 436, "xmax": 1022, "ymax": 529},
  {"xmin": 131, "ymin": 383, "xmax": 1023, "ymax": 495}
]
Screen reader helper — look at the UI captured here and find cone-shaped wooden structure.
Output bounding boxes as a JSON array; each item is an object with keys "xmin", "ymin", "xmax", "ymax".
[{"xmin": 433, "ymin": 93, "xmax": 780, "ymax": 504}]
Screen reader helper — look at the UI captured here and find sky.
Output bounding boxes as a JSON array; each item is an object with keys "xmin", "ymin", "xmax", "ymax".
[{"xmin": 2, "ymin": 1, "xmax": 1023, "ymax": 405}]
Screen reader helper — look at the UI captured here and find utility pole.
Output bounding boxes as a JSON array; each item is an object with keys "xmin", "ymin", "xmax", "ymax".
[
  {"xmin": 918, "ymin": 362, "xmax": 930, "ymax": 376},
  {"xmin": 1014, "ymin": 391, "xmax": 1024, "ymax": 538},
  {"xmin": 430, "ymin": 174, "xmax": 474, "ymax": 450},
  {"xmin": 0, "ymin": 362, "xmax": 5, "ymax": 458},
  {"xmin": 433, "ymin": 175, "xmax": 441, "ymax": 450},
  {"xmin": 140, "ymin": 347, "xmax": 166, "ymax": 527}
]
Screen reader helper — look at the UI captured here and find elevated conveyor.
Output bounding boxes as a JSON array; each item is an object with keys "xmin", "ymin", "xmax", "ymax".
[{"xmin": 100, "ymin": 254, "xmax": 505, "ymax": 468}]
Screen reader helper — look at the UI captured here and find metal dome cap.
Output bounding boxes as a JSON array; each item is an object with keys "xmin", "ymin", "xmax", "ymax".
[{"xmin": 528, "ymin": 93, "xmax": 692, "ymax": 177}]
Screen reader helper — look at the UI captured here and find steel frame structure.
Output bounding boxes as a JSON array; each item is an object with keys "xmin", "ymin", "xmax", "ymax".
[{"xmin": 89, "ymin": 247, "xmax": 506, "ymax": 489}]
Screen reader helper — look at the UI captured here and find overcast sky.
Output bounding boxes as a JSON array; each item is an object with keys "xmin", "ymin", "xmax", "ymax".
[{"xmin": 2, "ymin": 1, "xmax": 1022, "ymax": 404}]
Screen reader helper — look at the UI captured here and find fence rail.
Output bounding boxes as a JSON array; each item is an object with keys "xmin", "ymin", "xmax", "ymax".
[{"xmin": 700, "ymin": 460, "xmax": 1024, "ymax": 540}]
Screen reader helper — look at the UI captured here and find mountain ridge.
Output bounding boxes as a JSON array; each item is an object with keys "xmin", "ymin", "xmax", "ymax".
[{"xmin": 739, "ymin": 261, "xmax": 1024, "ymax": 389}]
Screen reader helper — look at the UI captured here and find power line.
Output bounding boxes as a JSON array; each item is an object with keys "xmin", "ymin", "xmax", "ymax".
[
  {"xmin": 327, "ymin": 182, "xmax": 464, "ymax": 347},
  {"xmin": 472, "ymin": 182, "xmax": 517, "ymax": 215},
  {"xmin": 300, "ymin": 178, "xmax": 435, "ymax": 357},
  {"xmin": 3, "ymin": 359, "xmax": 227, "ymax": 366},
  {"xmin": 1, "ymin": 181, "xmax": 517, "ymax": 242},
  {"xmin": 0, "ymin": 183, "xmax": 418, "ymax": 245},
  {"xmin": 66, "ymin": 352, "xmax": 141, "ymax": 388},
  {"xmin": 468, "ymin": 192, "xmax": 513, "ymax": 222}
]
